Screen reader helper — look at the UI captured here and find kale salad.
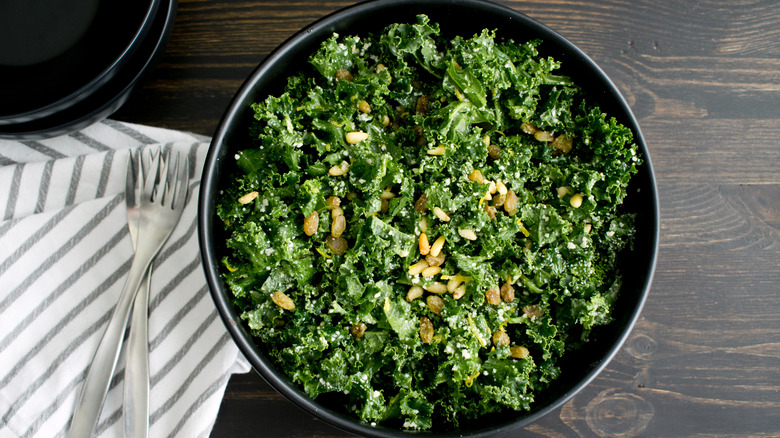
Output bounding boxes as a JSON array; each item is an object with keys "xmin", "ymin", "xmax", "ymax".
[{"xmin": 217, "ymin": 15, "xmax": 641, "ymax": 431}]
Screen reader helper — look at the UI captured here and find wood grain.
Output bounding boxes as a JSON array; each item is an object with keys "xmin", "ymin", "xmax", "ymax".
[{"xmin": 111, "ymin": 0, "xmax": 780, "ymax": 436}]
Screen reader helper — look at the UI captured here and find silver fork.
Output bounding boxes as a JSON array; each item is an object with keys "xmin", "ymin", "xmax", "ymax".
[
  {"xmin": 122, "ymin": 149, "xmax": 167, "ymax": 438},
  {"xmin": 67, "ymin": 148, "xmax": 189, "ymax": 438}
]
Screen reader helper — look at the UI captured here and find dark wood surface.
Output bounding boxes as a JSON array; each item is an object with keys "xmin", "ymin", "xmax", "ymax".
[{"xmin": 114, "ymin": 1, "xmax": 780, "ymax": 436}]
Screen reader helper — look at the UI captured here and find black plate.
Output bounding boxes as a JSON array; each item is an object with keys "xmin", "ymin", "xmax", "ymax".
[
  {"xmin": 0, "ymin": 0, "xmax": 177, "ymax": 140},
  {"xmin": 200, "ymin": 1, "xmax": 659, "ymax": 436}
]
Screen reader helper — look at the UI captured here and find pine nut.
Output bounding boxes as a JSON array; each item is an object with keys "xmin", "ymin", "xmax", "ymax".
[
  {"xmin": 430, "ymin": 236, "xmax": 446, "ymax": 257},
  {"xmin": 408, "ymin": 259, "xmax": 430, "ymax": 276},
  {"xmin": 421, "ymin": 266, "xmax": 442, "ymax": 277},
  {"xmin": 427, "ymin": 145, "xmax": 446, "ymax": 155},
  {"xmin": 406, "ymin": 285, "xmax": 424, "ymax": 301},
  {"xmin": 238, "ymin": 191, "xmax": 259, "ymax": 204},
  {"xmin": 570, "ymin": 193, "xmax": 583, "ymax": 208},
  {"xmin": 425, "ymin": 282, "xmax": 448, "ymax": 295},
  {"xmin": 433, "ymin": 207, "xmax": 450, "ymax": 222},
  {"xmin": 328, "ymin": 161, "xmax": 350, "ymax": 176},
  {"xmin": 346, "ymin": 131, "xmax": 369, "ymax": 144},
  {"xmin": 419, "ymin": 232, "xmax": 431, "ymax": 255},
  {"xmin": 458, "ymin": 229, "xmax": 477, "ymax": 241}
]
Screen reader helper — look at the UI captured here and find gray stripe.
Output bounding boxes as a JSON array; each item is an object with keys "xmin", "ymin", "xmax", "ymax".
[
  {"xmin": 151, "ymin": 216, "xmax": 198, "ymax": 277},
  {"xmin": 19, "ymin": 141, "xmax": 67, "ymax": 159},
  {"xmin": 151, "ymin": 325, "xmax": 229, "ymax": 424},
  {"xmin": 65, "ymin": 155, "xmax": 85, "ymax": 206},
  {"xmin": 102, "ymin": 119, "xmax": 157, "ymax": 145},
  {"xmin": 0, "ymin": 310, "xmax": 114, "ymax": 425},
  {"xmin": 95, "ymin": 149, "xmax": 115, "ymax": 199},
  {"xmin": 150, "ymin": 309, "xmax": 219, "ymax": 388},
  {"xmin": 69, "ymin": 131, "xmax": 111, "ymax": 152},
  {"xmin": 0, "ymin": 216, "xmax": 20, "ymax": 238},
  {"xmin": 3, "ymin": 163, "xmax": 24, "ymax": 221},
  {"xmin": 149, "ymin": 255, "xmax": 202, "ymax": 313},
  {"xmin": 23, "ymin": 368, "xmax": 88, "ymax": 438},
  {"xmin": 0, "ymin": 207, "xmax": 73, "ymax": 277},
  {"xmin": 0, "ymin": 193, "xmax": 124, "ymax": 316},
  {"xmin": 150, "ymin": 283, "xmax": 207, "ymax": 352},
  {"xmin": 34, "ymin": 160, "xmax": 54, "ymax": 214},
  {"xmin": 0, "ymin": 225, "xmax": 128, "ymax": 359},
  {"xmin": 0, "ymin": 153, "xmax": 15, "ymax": 166},
  {"xmin": 166, "ymin": 358, "xmax": 234, "ymax": 438}
]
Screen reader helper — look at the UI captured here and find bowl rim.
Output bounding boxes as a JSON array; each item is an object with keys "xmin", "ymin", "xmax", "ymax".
[
  {"xmin": 0, "ymin": 0, "xmax": 161, "ymax": 124},
  {"xmin": 199, "ymin": 0, "xmax": 659, "ymax": 436}
]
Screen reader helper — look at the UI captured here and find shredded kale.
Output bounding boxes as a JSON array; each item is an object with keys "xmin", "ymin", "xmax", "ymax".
[{"xmin": 217, "ymin": 15, "xmax": 641, "ymax": 431}]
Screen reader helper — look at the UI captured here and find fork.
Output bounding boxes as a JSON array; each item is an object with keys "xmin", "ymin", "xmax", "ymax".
[
  {"xmin": 122, "ymin": 149, "xmax": 173, "ymax": 438},
  {"xmin": 67, "ymin": 148, "xmax": 189, "ymax": 438}
]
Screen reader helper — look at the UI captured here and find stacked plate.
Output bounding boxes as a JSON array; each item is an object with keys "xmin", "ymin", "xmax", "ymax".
[{"xmin": 0, "ymin": 0, "xmax": 177, "ymax": 140}]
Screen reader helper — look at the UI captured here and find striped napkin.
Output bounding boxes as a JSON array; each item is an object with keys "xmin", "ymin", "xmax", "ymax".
[{"xmin": 0, "ymin": 120, "xmax": 250, "ymax": 438}]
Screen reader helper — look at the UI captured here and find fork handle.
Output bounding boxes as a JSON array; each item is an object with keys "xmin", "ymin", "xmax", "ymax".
[
  {"xmin": 123, "ymin": 264, "xmax": 151, "ymax": 438},
  {"xmin": 67, "ymin": 253, "xmax": 154, "ymax": 438}
]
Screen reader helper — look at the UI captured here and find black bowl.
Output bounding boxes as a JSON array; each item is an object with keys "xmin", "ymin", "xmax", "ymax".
[
  {"xmin": 199, "ymin": 1, "xmax": 659, "ymax": 436},
  {"xmin": 0, "ymin": 0, "xmax": 167, "ymax": 139},
  {"xmin": 0, "ymin": 0, "xmax": 177, "ymax": 140}
]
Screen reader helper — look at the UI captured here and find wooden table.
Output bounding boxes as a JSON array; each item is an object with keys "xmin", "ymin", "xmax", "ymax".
[{"xmin": 114, "ymin": 1, "xmax": 780, "ymax": 436}]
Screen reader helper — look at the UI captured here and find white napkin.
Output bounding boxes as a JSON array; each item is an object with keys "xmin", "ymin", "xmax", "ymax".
[{"xmin": 0, "ymin": 120, "xmax": 251, "ymax": 438}]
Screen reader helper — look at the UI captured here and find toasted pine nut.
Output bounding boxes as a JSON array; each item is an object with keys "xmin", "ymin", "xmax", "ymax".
[
  {"xmin": 584, "ymin": 223, "xmax": 593, "ymax": 233},
  {"xmin": 446, "ymin": 277, "xmax": 462, "ymax": 293},
  {"xmin": 430, "ymin": 236, "xmax": 445, "ymax": 257},
  {"xmin": 421, "ymin": 266, "xmax": 442, "ymax": 277},
  {"xmin": 487, "ymin": 180, "xmax": 497, "ymax": 194},
  {"xmin": 433, "ymin": 207, "xmax": 450, "ymax": 222},
  {"xmin": 328, "ymin": 161, "xmax": 350, "ymax": 176},
  {"xmin": 406, "ymin": 285, "xmax": 424, "ymax": 301},
  {"xmin": 424, "ymin": 282, "xmax": 448, "ymax": 294},
  {"xmin": 419, "ymin": 232, "xmax": 431, "ymax": 255},
  {"xmin": 346, "ymin": 131, "xmax": 369, "ymax": 144},
  {"xmin": 238, "ymin": 191, "xmax": 259, "ymax": 204},
  {"xmin": 418, "ymin": 217, "xmax": 428, "ymax": 233},
  {"xmin": 427, "ymin": 145, "xmax": 446, "ymax": 155},
  {"xmin": 358, "ymin": 99, "xmax": 371, "ymax": 114},
  {"xmin": 380, "ymin": 189, "xmax": 396, "ymax": 199},
  {"xmin": 408, "ymin": 259, "xmax": 430, "ymax": 276},
  {"xmin": 557, "ymin": 186, "xmax": 571, "ymax": 199},
  {"xmin": 458, "ymin": 229, "xmax": 477, "ymax": 241},
  {"xmin": 453, "ymin": 284, "xmax": 467, "ymax": 300},
  {"xmin": 570, "ymin": 193, "xmax": 583, "ymax": 208}
]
